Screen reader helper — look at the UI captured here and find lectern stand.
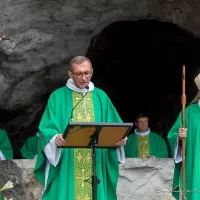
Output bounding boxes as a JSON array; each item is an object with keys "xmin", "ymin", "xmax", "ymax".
[{"xmin": 62, "ymin": 122, "xmax": 133, "ymax": 200}]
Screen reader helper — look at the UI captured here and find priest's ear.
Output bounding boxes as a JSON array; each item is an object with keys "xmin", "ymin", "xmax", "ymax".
[
  {"xmin": 68, "ymin": 70, "xmax": 73, "ymax": 79},
  {"xmin": 134, "ymin": 121, "xmax": 138, "ymax": 127}
]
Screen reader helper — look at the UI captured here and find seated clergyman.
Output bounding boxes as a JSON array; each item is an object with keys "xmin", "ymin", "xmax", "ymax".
[{"xmin": 125, "ymin": 113, "xmax": 168, "ymax": 158}]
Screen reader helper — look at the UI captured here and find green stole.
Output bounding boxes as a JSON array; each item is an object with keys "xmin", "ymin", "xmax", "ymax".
[
  {"xmin": 137, "ymin": 134, "xmax": 150, "ymax": 158},
  {"xmin": 73, "ymin": 91, "xmax": 93, "ymax": 199}
]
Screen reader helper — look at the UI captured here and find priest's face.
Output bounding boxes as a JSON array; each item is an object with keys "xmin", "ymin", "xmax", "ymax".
[
  {"xmin": 68, "ymin": 60, "xmax": 93, "ymax": 89},
  {"xmin": 135, "ymin": 117, "xmax": 149, "ymax": 132}
]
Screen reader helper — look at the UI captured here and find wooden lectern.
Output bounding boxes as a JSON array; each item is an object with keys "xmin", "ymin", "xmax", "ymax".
[{"xmin": 62, "ymin": 122, "xmax": 133, "ymax": 200}]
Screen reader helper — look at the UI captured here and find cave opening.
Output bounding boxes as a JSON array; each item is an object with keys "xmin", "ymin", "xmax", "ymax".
[
  {"xmin": 2, "ymin": 19, "xmax": 200, "ymax": 159},
  {"xmin": 87, "ymin": 20, "xmax": 200, "ymax": 155}
]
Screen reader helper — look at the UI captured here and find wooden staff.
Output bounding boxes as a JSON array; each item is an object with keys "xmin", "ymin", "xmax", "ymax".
[{"xmin": 181, "ymin": 64, "xmax": 186, "ymax": 200}]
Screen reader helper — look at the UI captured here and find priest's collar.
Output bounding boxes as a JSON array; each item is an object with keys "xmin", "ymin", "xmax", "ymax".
[
  {"xmin": 66, "ymin": 78, "xmax": 94, "ymax": 93},
  {"xmin": 134, "ymin": 128, "xmax": 150, "ymax": 136}
]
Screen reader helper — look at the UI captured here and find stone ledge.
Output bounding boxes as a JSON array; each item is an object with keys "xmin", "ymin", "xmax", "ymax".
[{"xmin": 0, "ymin": 158, "xmax": 175, "ymax": 200}]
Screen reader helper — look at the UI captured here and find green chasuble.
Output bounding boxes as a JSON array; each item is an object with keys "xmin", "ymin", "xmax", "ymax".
[
  {"xmin": 34, "ymin": 86, "xmax": 122, "ymax": 200},
  {"xmin": 20, "ymin": 135, "xmax": 40, "ymax": 159},
  {"xmin": 168, "ymin": 103, "xmax": 200, "ymax": 200},
  {"xmin": 125, "ymin": 132, "xmax": 168, "ymax": 158},
  {"xmin": 0, "ymin": 129, "xmax": 13, "ymax": 160}
]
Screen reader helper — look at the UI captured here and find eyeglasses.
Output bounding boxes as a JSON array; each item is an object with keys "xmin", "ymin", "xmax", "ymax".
[
  {"xmin": 137, "ymin": 120, "xmax": 148, "ymax": 124},
  {"xmin": 71, "ymin": 71, "xmax": 92, "ymax": 79}
]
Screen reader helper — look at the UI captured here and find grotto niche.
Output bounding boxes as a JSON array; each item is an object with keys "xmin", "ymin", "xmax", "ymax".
[{"xmin": 87, "ymin": 20, "xmax": 200, "ymax": 156}]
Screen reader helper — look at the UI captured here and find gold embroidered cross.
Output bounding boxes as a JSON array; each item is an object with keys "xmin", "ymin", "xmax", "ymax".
[
  {"xmin": 76, "ymin": 194, "xmax": 91, "ymax": 200},
  {"xmin": 76, "ymin": 152, "xmax": 83, "ymax": 163},
  {"xmin": 76, "ymin": 169, "xmax": 89, "ymax": 188},
  {"xmin": 83, "ymin": 194, "xmax": 91, "ymax": 200},
  {"xmin": 85, "ymin": 151, "xmax": 91, "ymax": 163}
]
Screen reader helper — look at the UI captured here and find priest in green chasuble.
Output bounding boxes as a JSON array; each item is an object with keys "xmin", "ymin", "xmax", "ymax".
[
  {"xmin": 0, "ymin": 128, "xmax": 13, "ymax": 160},
  {"xmin": 34, "ymin": 56, "xmax": 128, "ymax": 200},
  {"xmin": 168, "ymin": 73, "xmax": 200, "ymax": 200},
  {"xmin": 125, "ymin": 113, "xmax": 168, "ymax": 158}
]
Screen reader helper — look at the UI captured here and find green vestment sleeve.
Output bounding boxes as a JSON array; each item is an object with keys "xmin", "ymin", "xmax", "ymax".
[
  {"xmin": 0, "ymin": 129, "xmax": 13, "ymax": 160},
  {"xmin": 20, "ymin": 136, "xmax": 39, "ymax": 159},
  {"xmin": 167, "ymin": 109, "xmax": 184, "ymax": 200},
  {"xmin": 34, "ymin": 91, "xmax": 63, "ymax": 186},
  {"xmin": 168, "ymin": 112, "xmax": 182, "ymax": 158},
  {"xmin": 149, "ymin": 132, "xmax": 168, "ymax": 158}
]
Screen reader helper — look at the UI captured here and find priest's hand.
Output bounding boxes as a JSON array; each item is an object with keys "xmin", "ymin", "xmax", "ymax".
[
  {"xmin": 116, "ymin": 137, "xmax": 128, "ymax": 146},
  {"xmin": 55, "ymin": 134, "xmax": 66, "ymax": 146},
  {"xmin": 178, "ymin": 128, "xmax": 187, "ymax": 138},
  {"xmin": 147, "ymin": 155, "xmax": 156, "ymax": 158}
]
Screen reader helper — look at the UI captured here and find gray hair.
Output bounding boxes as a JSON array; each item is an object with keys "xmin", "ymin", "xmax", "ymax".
[{"xmin": 69, "ymin": 56, "xmax": 92, "ymax": 71}]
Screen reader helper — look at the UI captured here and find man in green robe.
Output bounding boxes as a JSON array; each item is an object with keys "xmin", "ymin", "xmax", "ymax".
[
  {"xmin": 0, "ymin": 128, "xmax": 13, "ymax": 160},
  {"xmin": 168, "ymin": 73, "xmax": 200, "ymax": 200},
  {"xmin": 125, "ymin": 113, "xmax": 168, "ymax": 158},
  {"xmin": 20, "ymin": 132, "xmax": 40, "ymax": 159},
  {"xmin": 34, "ymin": 56, "xmax": 127, "ymax": 200}
]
